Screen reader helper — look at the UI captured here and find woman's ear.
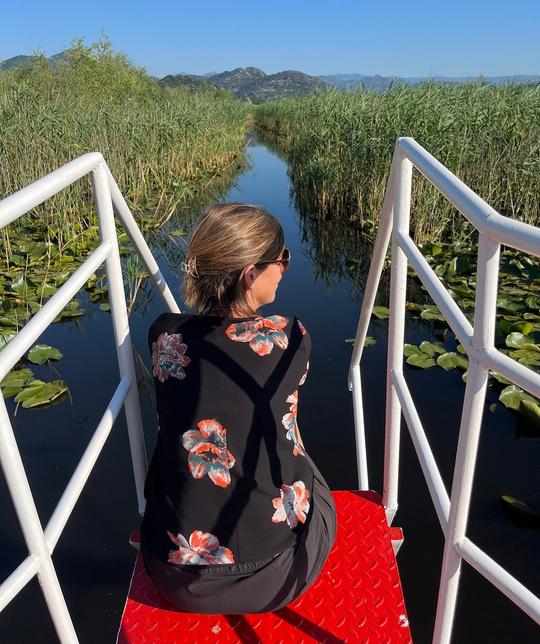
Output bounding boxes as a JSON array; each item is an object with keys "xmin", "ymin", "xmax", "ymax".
[{"xmin": 242, "ymin": 264, "xmax": 259, "ymax": 288}]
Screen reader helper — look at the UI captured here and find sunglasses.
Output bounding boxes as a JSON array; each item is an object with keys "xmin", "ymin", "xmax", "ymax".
[{"xmin": 255, "ymin": 247, "xmax": 291, "ymax": 271}]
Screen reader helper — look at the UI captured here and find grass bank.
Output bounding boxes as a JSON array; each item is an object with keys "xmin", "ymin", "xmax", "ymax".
[{"xmin": 255, "ymin": 83, "xmax": 540, "ymax": 243}]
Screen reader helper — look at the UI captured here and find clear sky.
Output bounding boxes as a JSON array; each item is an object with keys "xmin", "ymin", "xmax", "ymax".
[{"xmin": 2, "ymin": 0, "xmax": 539, "ymax": 78}]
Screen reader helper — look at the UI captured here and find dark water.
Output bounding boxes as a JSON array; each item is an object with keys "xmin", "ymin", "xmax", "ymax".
[{"xmin": 0, "ymin": 139, "xmax": 539, "ymax": 643}]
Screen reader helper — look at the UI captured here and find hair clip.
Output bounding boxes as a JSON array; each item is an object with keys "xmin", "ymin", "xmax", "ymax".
[{"xmin": 182, "ymin": 257, "xmax": 200, "ymax": 278}]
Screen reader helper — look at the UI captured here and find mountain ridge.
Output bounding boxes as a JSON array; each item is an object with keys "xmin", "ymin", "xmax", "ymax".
[{"xmin": 1, "ymin": 52, "xmax": 538, "ymax": 101}]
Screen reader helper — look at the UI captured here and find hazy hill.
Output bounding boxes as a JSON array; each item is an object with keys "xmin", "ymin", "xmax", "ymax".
[
  {"xmin": 2, "ymin": 51, "xmax": 538, "ymax": 100},
  {"xmin": 210, "ymin": 68, "xmax": 328, "ymax": 102},
  {"xmin": 0, "ymin": 51, "xmax": 70, "ymax": 71},
  {"xmin": 319, "ymin": 73, "xmax": 540, "ymax": 91},
  {"xmin": 160, "ymin": 67, "xmax": 329, "ymax": 102},
  {"xmin": 159, "ymin": 74, "xmax": 214, "ymax": 91}
]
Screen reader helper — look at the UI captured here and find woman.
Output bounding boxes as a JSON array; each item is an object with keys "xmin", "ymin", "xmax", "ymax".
[{"xmin": 141, "ymin": 202, "xmax": 336, "ymax": 614}]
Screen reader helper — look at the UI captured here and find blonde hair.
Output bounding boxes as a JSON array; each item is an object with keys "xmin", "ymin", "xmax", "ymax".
[{"xmin": 183, "ymin": 203, "xmax": 284, "ymax": 316}]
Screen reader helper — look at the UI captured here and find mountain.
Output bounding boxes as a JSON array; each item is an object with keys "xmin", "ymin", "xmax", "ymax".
[
  {"xmin": 0, "ymin": 51, "xmax": 70, "ymax": 72},
  {"xmin": 319, "ymin": 73, "xmax": 540, "ymax": 91},
  {"xmin": 209, "ymin": 66, "xmax": 266, "ymax": 93},
  {"xmin": 0, "ymin": 55, "xmax": 35, "ymax": 71},
  {"xmin": 210, "ymin": 68, "xmax": 328, "ymax": 102},
  {"xmin": 160, "ymin": 67, "xmax": 329, "ymax": 102},
  {"xmin": 159, "ymin": 74, "xmax": 215, "ymax": 91},
  {"xmin": 2, "ymin": 51, "xmax": 538, "ymax": 100}
]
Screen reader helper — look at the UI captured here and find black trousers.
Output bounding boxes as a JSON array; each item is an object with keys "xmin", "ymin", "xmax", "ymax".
[{"xmin": 141, "ymin": 454, "xmax": 337, "ymax": 614}]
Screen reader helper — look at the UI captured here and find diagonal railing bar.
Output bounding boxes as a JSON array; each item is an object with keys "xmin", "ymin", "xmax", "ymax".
[
  {"xmin": 0, "ymin": 153, "xmax": 179, "ymax": 643},
  {"xmin": 0, "ymin": 242, "xmax": 113, "ymax": 382},
  {"xmin": 456, "ymin": 538, "xmax": 540, "ymax": 624},
  {"xmin": 0, "ymin": 377, "xmax": 130, "ymax": 611},
  {"xmin": 106, "ymin": 167, "xmax": 180, "ymax": 314},
  {"xmin": 391, "ymin": 369, "xmax": 450, "ymax": 532},
  {"xmin": 349, "ymin": 137, "xmax": 540, "ymax": 643}
]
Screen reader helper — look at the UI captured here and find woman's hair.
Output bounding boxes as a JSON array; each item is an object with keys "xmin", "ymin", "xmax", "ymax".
[{"xmin": 183, "ymin": 202, "xmax": 284, "ymax": 316}]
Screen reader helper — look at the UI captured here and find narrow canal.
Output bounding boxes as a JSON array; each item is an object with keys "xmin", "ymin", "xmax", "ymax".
[{"xmin": 1, "ymin": 136, "xmax": 538, "ymax": 643}]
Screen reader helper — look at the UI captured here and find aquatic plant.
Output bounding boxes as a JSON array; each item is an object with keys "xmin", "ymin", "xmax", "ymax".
[
  {"xmin": 0, "ymin": 37, "xmax": 250, "ymax": 240},
  {"xmin": 256, "ymin": 83, "xmax": 540, "ymax": 244}
]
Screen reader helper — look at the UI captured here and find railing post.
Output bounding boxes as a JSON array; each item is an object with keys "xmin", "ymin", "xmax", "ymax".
[
  {"xmin": 0, "ymin": 398, "xmax": 78, "ymax": 643},
  {"xmin": 432, "ymin": 235, "xmax": 500, "ymax": 643},
  {"xmin": 92, "ymin": 162, "xmax": 148, "ymax": 514},
  {"xmin": 347, "ymin": 154, "xmax": 397, "ymax": 491},
  {"xmin": 383, "ymin": 149, "xmax": 412, "ymax": 522}
]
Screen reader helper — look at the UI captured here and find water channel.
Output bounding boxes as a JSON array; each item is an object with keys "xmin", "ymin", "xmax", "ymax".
[{"xmin": 0, "ymin": 136, "xmax": 539, "ymax": 643}]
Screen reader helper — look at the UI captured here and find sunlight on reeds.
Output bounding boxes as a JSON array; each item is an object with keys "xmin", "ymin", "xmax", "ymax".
[
  {"xmin": 0, "ymin": 38, "xmax": 250, "ymax": 242},
  {"xmin": 256, "ymin": 83, "xmax": 540, "ymax": 243}
]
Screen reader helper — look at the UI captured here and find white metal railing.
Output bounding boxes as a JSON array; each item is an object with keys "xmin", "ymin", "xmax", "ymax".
[
  {"xmin": 0, "ymin": 153, "xmax": 179, "ymax": 642},
  {"xmin": 348, "ymin": 137, "xmax": 540, "ymax": 642}
]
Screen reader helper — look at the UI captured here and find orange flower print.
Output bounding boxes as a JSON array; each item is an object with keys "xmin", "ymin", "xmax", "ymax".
[
  {"xmin": 272, "ymin": 480, "xmax": 310, "ymax": 529},
  {"xmin": 182, "ymin": 419, "xmax": 235, "ymax": 488},
  {"xmin": 281, "ymin": 390, "xmax": 305, "ymax": 456},
  {"xmin": 226, "ymin": 315, "xmax": 288, "ymax": 356},
  {"xmin": 152, "ymin": 332, "xmax": 191, "ymax": 382},
  {"xmin": 167, "ymin": 530, "xmax": 235, "ymax": 565},
  {"xmin": 297, "ymin": 319, "xmax": 306, "ymax": 335},
  {"xmin": 299, "ymin": 361, "xmax": 309, "ymax": 386}
]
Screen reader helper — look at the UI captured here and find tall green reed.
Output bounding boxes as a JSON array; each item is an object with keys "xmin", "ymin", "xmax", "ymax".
[
  {"xmin": 256, "ymin": 83, "xmax": 540, "ymax": 243},
  {"xmin": 0, "ymin": 38, "xmax": 250, "ymax": 243}
]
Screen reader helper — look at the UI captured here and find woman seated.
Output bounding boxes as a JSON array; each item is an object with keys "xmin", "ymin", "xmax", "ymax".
[{"xmin": 141, "ymin": 202, "xmax": 337, "ymax": 614}]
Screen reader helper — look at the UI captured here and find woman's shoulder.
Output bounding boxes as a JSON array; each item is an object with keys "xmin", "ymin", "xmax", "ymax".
[
  {"xmin": 148, "ymin": 313, "xmax": 193, "ymax": 341},
  {"xmin": 148, "ymin": 311, "xmax": 310, "ymax": 346},
  {"xmin": 230, "ymin": 313, "xmax": 308, "ymax": 335}
]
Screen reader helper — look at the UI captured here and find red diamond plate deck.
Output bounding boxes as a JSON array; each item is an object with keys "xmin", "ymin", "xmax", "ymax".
[{"xmin": 117, "ymin": 491, "xmax": 411, "ymax": 643}]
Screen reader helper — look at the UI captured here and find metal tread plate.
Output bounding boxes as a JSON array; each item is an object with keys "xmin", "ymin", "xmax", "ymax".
[{"xmin": 118, "ymin": 490, "xmax": 411, "ymax": 642}]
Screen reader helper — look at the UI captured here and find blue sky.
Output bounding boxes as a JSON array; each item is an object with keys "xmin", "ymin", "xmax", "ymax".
[{"xmin": 2, "ymin": 0, "xmax": 539, "ymax": 78}]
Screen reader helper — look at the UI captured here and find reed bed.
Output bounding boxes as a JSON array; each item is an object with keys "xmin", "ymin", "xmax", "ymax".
[
  {"xmin": 0, "ymin": 39, "xmax": 250, "ymax": 242},
  {"xmin": 255, "ymin": 83, "xmax": 540, "ymax": 243}
]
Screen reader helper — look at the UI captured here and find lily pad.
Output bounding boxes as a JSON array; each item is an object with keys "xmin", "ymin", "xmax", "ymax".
[
  {"xmin": 28, "ymin": 344, "xmax": 63, "ymax": 365},
  {"xmin": 0, "ymin": 330, "xmax": 16, "ymax": 350},
  {"xmin": 519, "ymin": 399, "xmax": 540, "ymax": 424},
  {"xmin": 406, "ymin": 353, "xmax": 436, "ymax": 369},
  {"xmin": 37, "ymin": 283, "xmax": 58, "ymax": 299},
  {"xmin": 505, "ymin": 332, "xmax": 540, "ymax": 351},
  {"xmin": 447, "ymin": 255, "xmax": 472, "ymax": 278},
  {"xmin": 420, "ymin": 305, "xmax": 446, "ymax": 322},
  {"xmin": 419, "ymin": 341, "xmax": 446, "ymax": 356},
  {"xmin": 11, "ymin": 275, "xmax": 35, "ymax": 299},
  {"xmin": 437, "ymin": 352, "xmax": 469, "ymax": 371},
  {"xmin": 372, "ymin": 306, "xmax": 390, "ymax": 320},
  {"xmin": 497, "ymin": 297, "xmax": 526, "ymax": 313},
  {"xmin": 404, "ymin": 344, "xmax": 422, "ymax": 358},
  {"xmin": 510, "ymin": 350, "xmax": 540, "ymax": 367},
  {"xmin": 14, "ymin": 379, "xmax": 68, "ymax": 408},
  {"xmin": 54, "ymin": 300, "xmax": 85, "ymax": 321},
  {"xmin": 513, "ymin": 322, "xmax": 534, "ymax": 336},
  {"xmin": 490, "ymin": 371, "xmax": 512, "ymax": 385},
  {"xmin": 0, "ymin": 368, "xmax": 34, "ymax": 398},
  {"xmin": 499, "ymin": 385, "xmax": 537, "ymax": 411},
  {"xmin": 501, "ymin": 495, "xmax": 540, "ymax": 526}
]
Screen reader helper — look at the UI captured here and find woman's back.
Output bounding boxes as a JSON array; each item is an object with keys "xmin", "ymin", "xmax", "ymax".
[{"xmin": 142, "ymin": 312, "xmax": 313, "ymax": 567}]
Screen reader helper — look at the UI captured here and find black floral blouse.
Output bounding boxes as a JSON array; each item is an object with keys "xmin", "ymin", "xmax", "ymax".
[{"xmin": 141, "ymin": 313, "xmax": 313, "ymax": 567}]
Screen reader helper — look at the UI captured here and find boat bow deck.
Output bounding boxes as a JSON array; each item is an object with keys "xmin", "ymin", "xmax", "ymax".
[{"xmin": 118, "ymin": 490, "xmax": 411, "ymax": 643}]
